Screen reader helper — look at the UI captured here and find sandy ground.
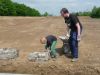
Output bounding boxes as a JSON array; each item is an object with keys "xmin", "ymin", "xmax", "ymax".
[{"xmin": 0, "ymin": 16, "xmax": 100, "ymax": 75}]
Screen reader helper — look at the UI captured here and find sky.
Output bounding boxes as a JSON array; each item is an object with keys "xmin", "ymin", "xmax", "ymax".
[{"xmin": 12, "ymin": 0, "xmax": 100, "ymax": 16}]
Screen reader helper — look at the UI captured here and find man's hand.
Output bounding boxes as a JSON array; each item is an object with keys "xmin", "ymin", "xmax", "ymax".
[{"xmin": 77, "ymin": 35, "xmax": 81, "ymax": 42}]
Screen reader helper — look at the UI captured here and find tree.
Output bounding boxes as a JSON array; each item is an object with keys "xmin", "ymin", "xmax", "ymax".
[
  {"xmin": 42, "ymin": 12, "xmax": 53, "ymax": 16},
  {"xmin": 0, "ymin": 0, "xmax": 41, "ymax": 16},
  {"xmin": 43, "ymin": 12, "xmax": 49, "ymax": 16},
  {"xmin": 91, "ymin": 6, "xmax": 100, "ymax": 18},
  {"xmin": 0, "ymin": 0, "xmax": 16, "ymax": 16}
]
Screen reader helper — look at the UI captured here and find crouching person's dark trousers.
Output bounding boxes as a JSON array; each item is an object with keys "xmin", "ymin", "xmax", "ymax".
[{"xmin": 69, "ymin": 31, "xmax": 78, "ymax": 58}]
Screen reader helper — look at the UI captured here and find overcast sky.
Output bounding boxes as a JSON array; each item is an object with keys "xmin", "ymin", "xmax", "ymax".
[{"xmin": 12, "ymin": 0, "xmax": 100, "ymax": 16}]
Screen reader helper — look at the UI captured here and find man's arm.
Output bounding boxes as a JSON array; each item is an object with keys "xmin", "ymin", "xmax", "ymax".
[
  {"xmin": 76, "ymin": 23, "xmax": 81, "ymax": 36},
  {"xmin": 45, "ymin": 44, "xmax": 48, "ymax": 50},
  {"xmin": 76, "ymin": 23, "xmax": 81, "ymax": 41},
  {"xmin": 71, "ymin": 15, "xmax": 81, "ymax": 41}
]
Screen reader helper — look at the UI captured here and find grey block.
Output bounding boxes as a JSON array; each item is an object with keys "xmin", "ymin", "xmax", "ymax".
[
  {"xmin": 0, "ymin": 48, "xmax": 19, "ymax": 60},
  {"xmin": 28, "ymin": 50, "xmax": 50, "ymax": 62}
]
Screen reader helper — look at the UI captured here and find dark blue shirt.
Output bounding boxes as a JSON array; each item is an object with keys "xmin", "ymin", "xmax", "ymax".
[{"xmin": 45, "ymin": 35, "xmax": 57, "ymax": 49}]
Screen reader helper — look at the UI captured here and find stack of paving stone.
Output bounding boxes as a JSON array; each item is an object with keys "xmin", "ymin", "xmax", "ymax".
[
  {"xmin": 0, "ymin": 48, "xmax": 19, "ymax": 60},
  {"xmin": 28, "ymin": 50, "xmax": 50, "ymax": 62}
]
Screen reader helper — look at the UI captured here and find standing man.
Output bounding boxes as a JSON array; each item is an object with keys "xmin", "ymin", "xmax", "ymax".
[{"xmin": 60, "ymin": 8, "xmax": 82, "ymax": 62}]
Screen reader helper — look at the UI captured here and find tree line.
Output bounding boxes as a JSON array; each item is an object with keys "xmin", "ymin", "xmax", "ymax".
[
  {"xmin": 0, "ymin": 0, "xmax": 41, "ymax": 16},
  {"xmin": 74, "ymin": 6, "xmax": 100, "ymax": 18}
]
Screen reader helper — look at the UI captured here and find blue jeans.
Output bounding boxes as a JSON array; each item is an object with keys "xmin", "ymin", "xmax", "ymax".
[{"xmin": 69, "ymin": 31, "xmax": 78, "ymax": 58}]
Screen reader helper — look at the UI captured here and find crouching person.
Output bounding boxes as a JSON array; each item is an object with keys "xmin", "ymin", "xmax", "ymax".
[{"xmin": 40, "ymin": 35, "xmax": 57, "ymax": 58}]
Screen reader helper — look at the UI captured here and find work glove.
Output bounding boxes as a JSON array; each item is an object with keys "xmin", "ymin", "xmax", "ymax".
[
  {"xmin": 66, "ymin": 32, "xmax": 70, "ymax": 38},
  {"xmin": 66, "ymin": 33, "xmax": 70, "ymax": 38}
]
